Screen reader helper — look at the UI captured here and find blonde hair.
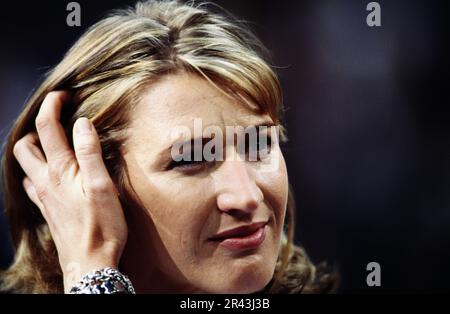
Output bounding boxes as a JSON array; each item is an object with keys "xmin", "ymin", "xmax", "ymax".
[{"xmin": 0, "ymin": 0, "xmax": 336, "ymax": 293}]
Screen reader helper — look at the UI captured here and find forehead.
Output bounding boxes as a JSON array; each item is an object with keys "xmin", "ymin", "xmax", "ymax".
[{"xmin": 127, "ymin": 72, "xmax": 272, "ymax": 146}]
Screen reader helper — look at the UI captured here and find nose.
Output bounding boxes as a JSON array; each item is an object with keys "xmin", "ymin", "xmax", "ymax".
[{"xmin": 215, "ymin": 157, "xmax": 264, "ymax": 217}]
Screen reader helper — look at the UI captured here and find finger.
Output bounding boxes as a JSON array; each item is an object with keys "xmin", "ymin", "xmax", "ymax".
[
  {"xmin": 35, "ymin": 91, "xmax": 74, "ymax": 164},
  {"xmin": 22, "ymin": 132, "xmax": 46, "ymax": 161},
  {"xmin": 22, "ymin": 176, "xmax": 45, "ymax": 211},
  {"xmin": 13, "ymin": 133, "xmax": 47, "ymax": 183},
  {"xmin": 72, "ymin": 117, "xmax": 115, "ymax": 195}
]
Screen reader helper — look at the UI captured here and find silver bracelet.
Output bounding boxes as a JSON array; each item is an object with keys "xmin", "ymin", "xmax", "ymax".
[{"xmin": 69, "ymin": 267, "xmax": 136, "ymax": 294}]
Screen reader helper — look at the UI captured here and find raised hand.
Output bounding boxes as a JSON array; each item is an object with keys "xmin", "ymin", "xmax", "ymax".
[{"xmin": 12, "ymin": 91, "xmax": 128, "ymax": 293}]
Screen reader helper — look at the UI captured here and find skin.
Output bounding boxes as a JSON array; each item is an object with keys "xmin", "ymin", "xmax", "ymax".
[
  {"xmin": 13, "ymin": 72, "xmax": 289, "ymax": 293},
  {"xmin": 13, "ymin": 92, "xmax": 127, "ymax": 293}
]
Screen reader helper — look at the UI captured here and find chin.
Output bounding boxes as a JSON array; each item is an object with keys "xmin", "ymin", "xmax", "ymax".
[{"xmin": 207, "ymin": 264, "xmax": 274, "ymax": 294}]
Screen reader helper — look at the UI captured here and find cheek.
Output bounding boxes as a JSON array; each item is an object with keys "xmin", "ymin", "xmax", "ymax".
[
  {"xmin": 256, "ymin": 151, "xmax": 289, "ymax": 227},
  {"xmin": 127, "ymin": 166, "xmax": 211, "ymax": 259},
  {"xmin": 141, "ymin": 186, "xmax": 197, "ymax": 245}
]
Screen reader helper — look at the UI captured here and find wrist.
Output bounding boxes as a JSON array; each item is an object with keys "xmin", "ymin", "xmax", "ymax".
[
  {"xmin": 62, "ymin": 258, "xmax": 120, "ymax": 293},
  {"xmin": 67, "ymin": 267, "xmax": 135, "ymax": 294}
]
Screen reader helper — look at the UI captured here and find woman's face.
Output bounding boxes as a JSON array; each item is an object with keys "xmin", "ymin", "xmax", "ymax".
[{"xmin": 122, "ymin": 72, "xmax": 288, "ymax": 293}]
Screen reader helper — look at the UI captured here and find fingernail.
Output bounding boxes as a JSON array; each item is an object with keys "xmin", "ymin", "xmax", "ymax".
[{"xmin": 75, "ymin": 118, "xmax": 92, "ymax": 134}]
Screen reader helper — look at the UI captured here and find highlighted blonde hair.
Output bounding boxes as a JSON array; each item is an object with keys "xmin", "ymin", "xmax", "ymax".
[{"xmin": 0, "ymin": 0, "xmax": 336, "ymax": 293}]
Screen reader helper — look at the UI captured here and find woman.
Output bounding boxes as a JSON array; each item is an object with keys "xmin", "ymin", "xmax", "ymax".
[{"xmin": 0, "ymin": 0, "xmax": 336, "ymax": 293}]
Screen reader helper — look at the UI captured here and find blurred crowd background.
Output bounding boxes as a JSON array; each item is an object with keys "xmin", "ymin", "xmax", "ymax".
[{"xmin": 1, "ymin": 0, "xmax": 449, "ymax": 292}]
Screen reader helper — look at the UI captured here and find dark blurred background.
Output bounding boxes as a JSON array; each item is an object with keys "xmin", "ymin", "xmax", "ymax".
[{"xmin": 1, "ymin": 0, "xmax": 449, "ymax": 293}]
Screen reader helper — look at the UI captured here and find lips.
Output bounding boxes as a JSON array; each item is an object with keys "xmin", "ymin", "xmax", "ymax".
[
  {"xmin": 208, "ymin": 221, "xmax": 268, "ymax": 250},
  {"xmin": 209, "ymin": 221, "xmax": 267, "ymax": 240}
]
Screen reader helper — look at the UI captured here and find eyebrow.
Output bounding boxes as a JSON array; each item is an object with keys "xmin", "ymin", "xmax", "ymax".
[{"xmin": 153, "ymin": 121, "xmax": 278, "ymax": 170}]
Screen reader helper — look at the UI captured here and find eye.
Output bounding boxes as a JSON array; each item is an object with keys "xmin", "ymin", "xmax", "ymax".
[
  {"xmin": 167, "ymin": 137, "xmax": 219, "ymax": 172},
  {"xmin": 167, "ymin": 148, "xmax": 211, "ymax": 172},
  {"xmin": 169, "ymin": 158, "xmax": 207, "ymax": 170},
  {"xmin": 245, "ymin": 134, "xmax": 272, "ymax": 161},
  {"xmin": 257, "ymin": 135, "xmax": 272, "ymax": 155}
]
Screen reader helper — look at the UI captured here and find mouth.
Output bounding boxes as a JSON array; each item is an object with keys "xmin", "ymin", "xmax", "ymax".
[{"xmin": 208, "ymin": 221, "xmax": 268, "ymax": 251}]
